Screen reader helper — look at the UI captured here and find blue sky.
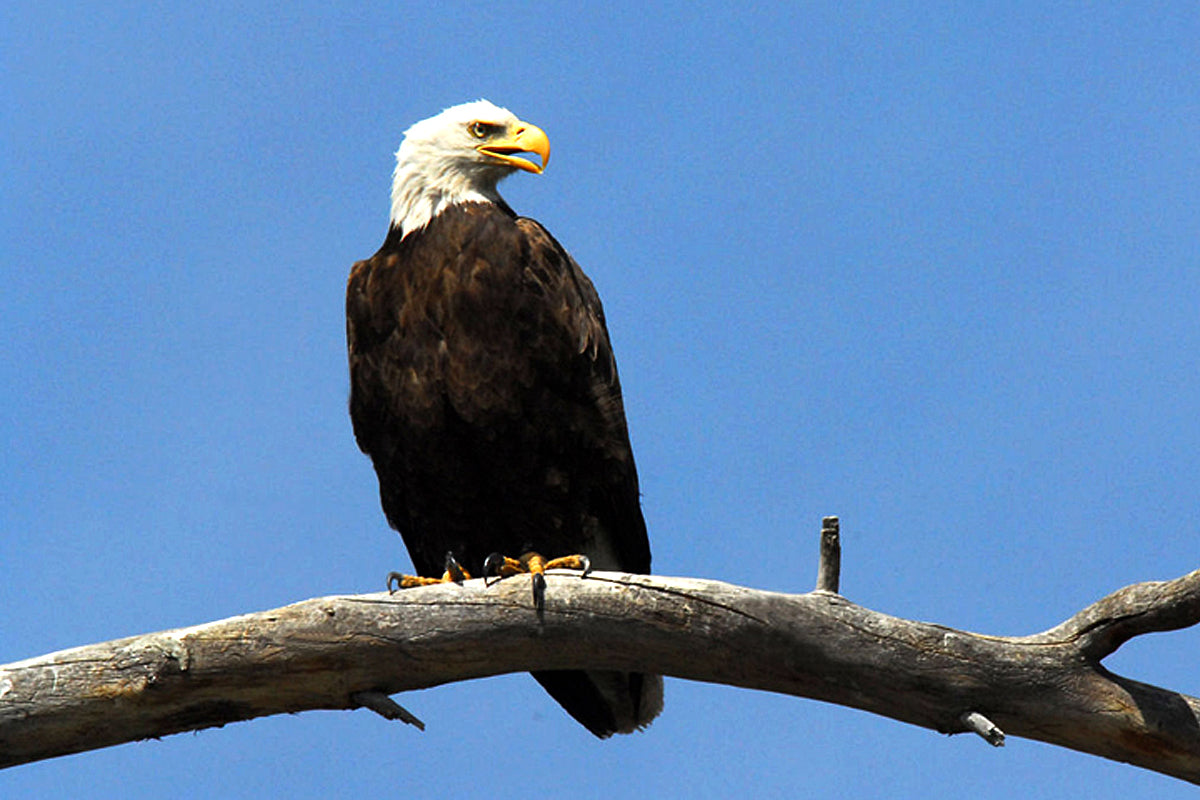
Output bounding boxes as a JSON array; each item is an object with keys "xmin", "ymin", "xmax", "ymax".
[{"xmin": 4, "ymin": 3, "xmax": 1198, "ymax": 797}]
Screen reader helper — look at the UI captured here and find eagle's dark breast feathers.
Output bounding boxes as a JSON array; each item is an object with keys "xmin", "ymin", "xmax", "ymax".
[{"xmin": 347, "ymin": 201, "xmax": 649, "ymax": 582}]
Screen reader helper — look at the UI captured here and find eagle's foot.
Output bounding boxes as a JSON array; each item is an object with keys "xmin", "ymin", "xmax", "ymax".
[
  {"xmin": 481, "ymin": 551, "xmax": 592, "ymax": 611},
  {"xmin": 386, "ymin": 552, "xmax": 471, "ymax": 594}
]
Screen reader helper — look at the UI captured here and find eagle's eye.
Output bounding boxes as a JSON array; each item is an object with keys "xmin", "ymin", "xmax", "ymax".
[{"xmin": 469, "ymin": 121, "xmax": 493, "ymax": 139}]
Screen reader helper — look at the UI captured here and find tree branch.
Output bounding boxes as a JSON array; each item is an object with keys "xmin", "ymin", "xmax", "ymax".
[
  {"xmin": 814, "ymin": 515, "xmax": 841, "ymax": 594},
  {"xmin": 2, "ymin": 568, "xmax": 1197, "ymax": 782}
]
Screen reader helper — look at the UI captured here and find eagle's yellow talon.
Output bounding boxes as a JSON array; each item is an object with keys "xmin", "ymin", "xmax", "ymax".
[
  {"xmin": 482, "ymin": 550, "xmax": 592, "ymax": 609},
  {"xmin": 387, "ymin": 552, "xmax": 471, "ymax": 593}
]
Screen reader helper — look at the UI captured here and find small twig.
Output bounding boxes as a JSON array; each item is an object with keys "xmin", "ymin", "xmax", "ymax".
[
  {"xmin": 961, "ymin": 711, "xmax": 1005, "ymax": 747},
  {"xmin": 815, "ymin": 516, "xmax": 841, "ymax": 594},
  {"xmin": 351, "ymin": 691, "xmax": 425, "ymax": 731}
]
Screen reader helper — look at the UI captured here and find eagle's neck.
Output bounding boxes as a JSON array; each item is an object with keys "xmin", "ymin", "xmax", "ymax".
[{"xmin": 389, "ymin": 147, "xmax": 506, "ymax": 238}]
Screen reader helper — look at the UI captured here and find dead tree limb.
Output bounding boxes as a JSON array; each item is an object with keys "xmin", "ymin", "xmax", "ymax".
[{"xmin": 1, "ymin": 567, "xmax": 1197, "ymax": 782}]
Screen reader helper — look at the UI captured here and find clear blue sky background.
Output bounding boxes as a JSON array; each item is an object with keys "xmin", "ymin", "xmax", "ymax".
[{"xmin": 4, "ymin": 3, "xmax": 1198, "ymax": 797}]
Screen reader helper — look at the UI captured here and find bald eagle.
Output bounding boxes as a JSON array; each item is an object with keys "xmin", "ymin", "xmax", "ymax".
[{"xmin": 346, "ymin": 100, "xmax": 662, "ymax": 737}]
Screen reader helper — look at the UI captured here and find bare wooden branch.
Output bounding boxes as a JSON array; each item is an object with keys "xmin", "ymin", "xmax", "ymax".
[
  {"xmin": 961, "ymin": 711, "xmax": 1005, "ymax": 747},
  {"xmin": 1, "ymin": 569, "xmax": 1198, "ymax": 783},
  {"xmin": 350, "ymin": 690, "xmax": 424, "ymax": 730},
  {"xmin": 814, "ymin": 515, "xmax": 841, "ymax": 593},
  {"xmin": 1033, "ymin": 569, "xmax": 1200, "ymax": 660}
]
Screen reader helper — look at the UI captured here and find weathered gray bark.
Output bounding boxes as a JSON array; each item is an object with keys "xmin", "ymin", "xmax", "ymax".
[{"xmin": 1, "ymin": 568, "xmax": 1197, "ymax": 782}]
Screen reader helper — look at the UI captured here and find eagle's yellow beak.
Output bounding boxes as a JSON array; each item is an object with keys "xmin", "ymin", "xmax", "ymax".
[{"xmin": 477, "ymin": 121, "xmax": 550, "ymax": 174}]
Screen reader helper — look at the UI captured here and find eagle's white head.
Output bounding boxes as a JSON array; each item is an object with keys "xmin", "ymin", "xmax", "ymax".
[{"xmin": 389, "ymin": 100, "xmax": 551, "ymax": 238}]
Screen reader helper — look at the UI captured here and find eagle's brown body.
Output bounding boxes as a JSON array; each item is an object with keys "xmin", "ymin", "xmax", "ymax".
[{"xmin": 347, "ymin": 199, "xmax": 660, "ymax": 736}]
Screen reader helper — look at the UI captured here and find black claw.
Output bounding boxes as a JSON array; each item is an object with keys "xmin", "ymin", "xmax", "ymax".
[
  {"xmin": 386, "ymin": 571, "xmax": 404, "ymax": 593},
  {"xmin": 578, "ymin": 555, "xmax": 592, "ymax": 578},
  {"xmin": 482, "ymin": 552, "xmax": 504, "ymax": 586},
  {"xmin": 443, "ymin": 552, "xmax": 467, "ymax": 583},
  {"xmin": 532, "ymin": 571, "xmax": 546, "ymax": 613}
]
